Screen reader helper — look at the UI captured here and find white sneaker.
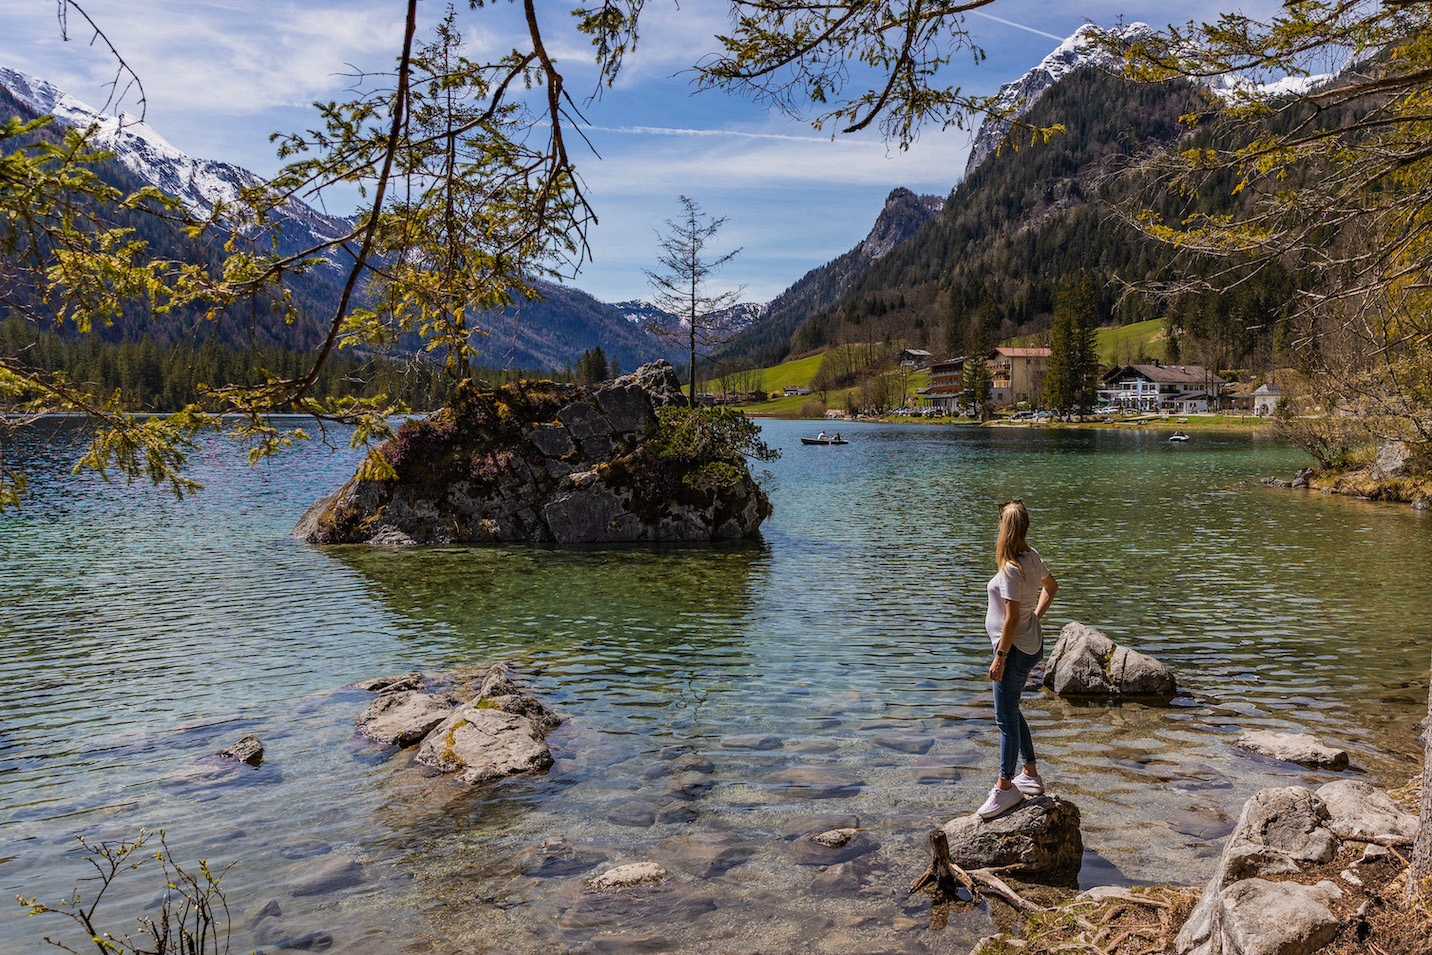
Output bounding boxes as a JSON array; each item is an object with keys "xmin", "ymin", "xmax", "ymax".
[
  {"xmin": 1013, "ymin": 771, "xmax": 1044, "ymax": 796},
  {"xmin": 977, "ymin": 785, "xmax": 1024, "ymax": 820}
]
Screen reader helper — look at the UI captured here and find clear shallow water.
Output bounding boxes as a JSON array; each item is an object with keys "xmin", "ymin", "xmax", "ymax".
[{"xmin": 0, "ymin": 417, "xmax": 1427, "ymax": 954}]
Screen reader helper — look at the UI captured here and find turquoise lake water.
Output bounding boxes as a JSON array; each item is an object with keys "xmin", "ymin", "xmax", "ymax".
[{"xmin": 0, "ymin": 417, "xmax": 1427, "ymax": 953}]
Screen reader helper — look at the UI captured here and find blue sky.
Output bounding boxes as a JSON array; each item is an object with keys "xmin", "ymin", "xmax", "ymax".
[{"xmin": 3, "ymin": 1, "xmax": 1278, "ymax": 304}]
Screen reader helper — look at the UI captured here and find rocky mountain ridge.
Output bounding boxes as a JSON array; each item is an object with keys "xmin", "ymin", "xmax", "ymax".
[{"xmin": 714, "ymin": 186, "xmax": 944, "ymax": 364}]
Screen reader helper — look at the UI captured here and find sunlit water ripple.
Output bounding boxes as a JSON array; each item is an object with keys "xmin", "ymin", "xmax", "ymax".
[{"xmin": 0, "ymin": 417, "xmax": 1427, "ymax": 953}]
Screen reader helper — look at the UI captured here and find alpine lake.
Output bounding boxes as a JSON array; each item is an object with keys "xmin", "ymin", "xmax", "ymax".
[{"xmin": 0, "ymin": 416, "xmax": 1427, "ymax": 954}]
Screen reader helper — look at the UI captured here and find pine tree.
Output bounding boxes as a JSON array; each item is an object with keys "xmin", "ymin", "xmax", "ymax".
[{"xmin": 1046, "ymin": 278, "xmax": 1099, "ymax": 411}]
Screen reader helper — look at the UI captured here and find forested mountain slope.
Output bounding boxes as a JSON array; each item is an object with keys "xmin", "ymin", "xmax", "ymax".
[{"xmin": 728, "ymin": 66, "xmax": 1299, "ymax": 373}]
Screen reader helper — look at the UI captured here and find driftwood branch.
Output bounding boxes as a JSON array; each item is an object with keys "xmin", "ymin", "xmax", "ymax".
[{"xmin": 968, "ymin": 866, "xmax": 1046, "ymax": 914}]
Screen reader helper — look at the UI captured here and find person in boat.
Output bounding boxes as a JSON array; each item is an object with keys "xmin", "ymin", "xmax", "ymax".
[
  {"xmin": 833, "ymin": 432, "xmax": 841, "ymax": 441},
  {"xmin": 978, "ymin": 499, "xmax": 1059, "ymax": 820},
  {"xmin": 817, "ymin": 430, "xmax": 828, "ymax": 441}
]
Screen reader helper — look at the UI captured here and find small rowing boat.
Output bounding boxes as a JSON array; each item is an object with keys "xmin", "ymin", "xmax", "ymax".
[
  {"xmin": 801, "ymin": 437, "xmax": 848, "ymax": 445},
  {"xmin": 1169, "ymin": 431, "xmax": 1190, "ymax": 442}
]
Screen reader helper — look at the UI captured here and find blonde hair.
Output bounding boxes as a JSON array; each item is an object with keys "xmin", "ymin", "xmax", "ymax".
[{"xmin": 996, "ymin": 500, "xmax": 1030, "ymax": 571}]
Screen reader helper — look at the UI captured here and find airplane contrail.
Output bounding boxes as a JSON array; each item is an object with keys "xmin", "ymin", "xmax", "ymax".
[
  {"xmin": 970, "ymin": 10, "xmax": 1067, "ymax": 42},
  {"xmin": 581, "ymin": 123, "xmax": 878, "ymax": 146}
]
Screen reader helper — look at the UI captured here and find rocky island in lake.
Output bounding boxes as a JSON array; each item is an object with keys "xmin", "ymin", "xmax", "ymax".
[{"xmin": 294, "ymin": 361, "xmax": 773, "ymax": 545}]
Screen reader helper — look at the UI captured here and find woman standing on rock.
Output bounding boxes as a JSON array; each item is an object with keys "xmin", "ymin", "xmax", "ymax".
[{"xmin": 978, "ymin": 499, "xmax": 1058, "ymax": 820}]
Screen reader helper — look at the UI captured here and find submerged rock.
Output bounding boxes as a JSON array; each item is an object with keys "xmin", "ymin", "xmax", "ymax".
[
  {"xmin": 940, "ymin": 795, "xmax": 1082, "ymax": 882},
  {"xmin": 293, "ymin": 361, "xmax": 771, "ymax": 545},
  {"xmin": 1042, "ymin": 622, "xmax": 1178, "ymax": 700},
  {"xmin": 1233, "ymin": 730, "xmax": 1349, "ymax": 769}
]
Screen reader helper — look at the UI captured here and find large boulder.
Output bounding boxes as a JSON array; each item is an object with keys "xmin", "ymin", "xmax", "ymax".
[
  {"xmin": 1042, "ymin": 623, "xmax": 1178, "ymax": 700},
  {"xmin": 294, "ymin": 361, "xmax": 771, "ymax": 545},
  {"xmin": 1175, "ymin": 787, "xmax": 1342, "ymax": 955},
  {"xmin": 1315, "ymin": 779, "xmax": 1420, "ymax": 842},
  {"xmin": 1233, "ymin": 731, "xmax": 1349, "ymax": 769},
  {"xmin": 940, "ymin": 795, "xmax": 1082, "ymax": 882},
  {"xmin": 1216, "ymin": 879, "xmax": 1341, "ymax": 955}
]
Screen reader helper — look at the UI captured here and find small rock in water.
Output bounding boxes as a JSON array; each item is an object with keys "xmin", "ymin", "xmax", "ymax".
[
  {"xmin": 353, "ymin": 672, "xmax": 425, "ymax": 693},
  {"xmin": 762, "ymin": 766, "xmax": 865, "ymax": 799},
  {"xmin": 218, "ymin": 735, "xmax": 264, "ymax": 766},
  {"xmin": 587, "ymin": 862, "xmax": 668, "ymax": 890},
  {"xmin": 719, "ymin": 733, "xmax": 784, "ymax": 750},
  {"xmin": 513, "ymin": 839, "xmax": 607, "ymax": 879},
  {"xmin": 811, "ymin": 827, "xmax": 859, "ymax": 848},
  {"xmin": 1233, "ymin": 730, "xmax": 1349, "ymax": 769}
]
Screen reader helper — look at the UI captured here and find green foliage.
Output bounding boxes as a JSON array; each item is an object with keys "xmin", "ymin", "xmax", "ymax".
[
  {"xmin": 647, "ymin": 406, "xmax": 779, "ymax": 488},
  {"xmin": 18, "ymin": 829, "xmax": 230, "ymax": 954}
]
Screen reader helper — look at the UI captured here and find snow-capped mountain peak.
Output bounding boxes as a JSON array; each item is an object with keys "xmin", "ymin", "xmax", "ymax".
[
  {"xmin": 964, "ymin": 22, "xmax": 1155, "ymax": 179},
  {"xmin": 1, "ymin": 65, "xmax": 350, "ymax": 256}
]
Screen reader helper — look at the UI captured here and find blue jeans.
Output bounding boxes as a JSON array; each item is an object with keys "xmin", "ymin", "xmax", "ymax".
[{"xmin": 992, "ymin": 643, "xmax": 1043, "ymax": 781}]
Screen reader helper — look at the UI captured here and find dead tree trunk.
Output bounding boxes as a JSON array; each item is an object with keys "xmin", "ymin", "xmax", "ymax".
[
  {"xmin": 910, "ymin": 829, "xmax": 980, "ymax": 902},
  {"xmin": 1408, "ymin": 648, "xmax": 1432, "ymax": 899}
]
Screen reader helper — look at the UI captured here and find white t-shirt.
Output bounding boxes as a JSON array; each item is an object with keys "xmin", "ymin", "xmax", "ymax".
[{"xmin": 985, "ymin": 547, "xmax": 1050, "ymax": 654}]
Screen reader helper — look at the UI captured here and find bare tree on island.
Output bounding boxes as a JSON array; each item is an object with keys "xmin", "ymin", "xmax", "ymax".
[{"xmin": 645, "ymin": 196, "xmax": 744, "ymax": 407}]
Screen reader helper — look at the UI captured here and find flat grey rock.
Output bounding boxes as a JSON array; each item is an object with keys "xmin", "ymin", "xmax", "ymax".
[
  {"xmin": 354, "ymin": 672, "xmax": 424, "ymax": 693},
  {"xmin": 606, "ymin": 800, "xmax": 657, "ymax": 828},
  {"xmin": 1234, "ymin": 731, "xmax": 1349, "ymax": 769},
  {"xmin": 659, "ymin": 833, "xmax": 754, "ymax": 878},
  {"xmin": 528, "ymin": 423, "xmax": 575, "ymax": 458},
  {"xmin": 513, "ymin": 839, "xmax": 608, "ymax": 878},
  {"xmin": 871, "ymin": 734, "xmax": 933, "ymax": 754},
  {"xmin": 594, "ymin": 383, "xmax": 655, "ymax": 435},
  {"xmin": 557, "ymin": 401, "xmax": 612, "ymax": 442},
  {"xmin": 719, "ymin": 734, "xmax": 783, "ymax": 750},
  {"xmin": 355, "ymin": 691, "xmax": 456, "ymax": 746},
  {"xmin": 218, "ymin": 734, "xmax": 264, "ymax": 766},
  {"xmin": 762, "ymin": 766, "xmax": 865, "ymax": 798}
]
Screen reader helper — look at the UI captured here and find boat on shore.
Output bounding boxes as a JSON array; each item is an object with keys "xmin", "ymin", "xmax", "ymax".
[{"xmin": 801, "ymin": 436, "xmax": 848, "ymax": 445}]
